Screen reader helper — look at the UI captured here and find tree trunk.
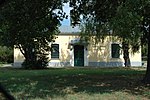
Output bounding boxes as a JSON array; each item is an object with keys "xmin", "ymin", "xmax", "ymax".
[
  {"xmin": 122, "ymin": 41, "xmax": 131, "ymax": 67},
  {"xmin": 142, "ymin": 24, "xmax": 150, "ymax": 83},
  {"xmin": 21, "ymin": 44, "xmax": 37, "ymax": 69},
  {"xmin": 20, "ymin": 42, "xmax": 48, "ymax": 69}
]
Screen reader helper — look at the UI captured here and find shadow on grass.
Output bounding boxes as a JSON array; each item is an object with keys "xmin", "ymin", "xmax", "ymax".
[{"xmin": 0, "ymin": 67, "xmax": 149, "ymax": 99}]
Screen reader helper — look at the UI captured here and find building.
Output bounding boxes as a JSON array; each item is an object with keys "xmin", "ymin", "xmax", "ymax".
[{"xmin": 13, "ymin": 32, "xmax": 142, "ymax": 67}]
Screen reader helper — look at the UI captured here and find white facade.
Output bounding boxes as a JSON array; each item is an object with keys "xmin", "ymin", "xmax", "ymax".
[{"xmin": 14, "ymin": 34, "xmax": 142, "ymax": 67}]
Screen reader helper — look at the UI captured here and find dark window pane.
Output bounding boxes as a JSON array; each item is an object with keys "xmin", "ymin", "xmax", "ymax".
[
  {"xmin": 111, "ymin": 44, "xmax": 120, "ymax": 58},
  {"xmin": 51, "ymin": 44, "xmax": 59, "ymax": 58}
]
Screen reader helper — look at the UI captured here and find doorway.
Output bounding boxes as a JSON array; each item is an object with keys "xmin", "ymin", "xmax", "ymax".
[{"xmin": 74, "ymin": 45, "xmax": 84, "ymax": 66}]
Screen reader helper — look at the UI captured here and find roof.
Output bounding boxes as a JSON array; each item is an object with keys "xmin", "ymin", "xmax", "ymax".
[{"xmin": 59, "ymin": 25, "xmax": 80, "ymax": 33}]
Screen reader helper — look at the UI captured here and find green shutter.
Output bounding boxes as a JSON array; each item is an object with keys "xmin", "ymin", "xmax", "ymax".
[{"xmin": 111, "ymin": 44, "xmax": 120, "ymax": 58}]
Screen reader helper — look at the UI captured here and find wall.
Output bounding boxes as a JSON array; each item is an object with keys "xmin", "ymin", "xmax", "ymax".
[
  {"xmin": 13, "ymin": 34, "xmax": 142, "ymax": 67},
  {"xmin": 87, "ymin": 36, "xmax": 123, "ymax": 67},
  {"xmin": 48, "ymin": 34, "xmax": 79, "ymax": 67},
  {"xmin": 13, "ymin": 47, "xmax": 24, "ymax": 67},
  {"xmin": 87, "ymin": 36, "xmax": 142, "ymax": 67}
]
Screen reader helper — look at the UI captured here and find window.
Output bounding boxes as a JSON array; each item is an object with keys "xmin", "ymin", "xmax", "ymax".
[
  {"xmin": 111, "ymin": 44, "xmax": 120, "ymax": 58},
  {"xmin": 51, "ymin": 44, "xmax": 59, "ymax": 58}
]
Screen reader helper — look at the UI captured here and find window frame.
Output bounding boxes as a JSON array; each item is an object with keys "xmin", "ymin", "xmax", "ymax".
[
  {"xmin": 51, "ymin": 44, "xmax": 59, "ymax": 59},
  {"xmin": 111, "ymin": 43, "xmax": 120, "ymax": 58}
]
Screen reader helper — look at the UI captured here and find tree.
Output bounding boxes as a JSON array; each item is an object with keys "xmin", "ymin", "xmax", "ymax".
[
  {"xmin": 70, "ymin": 0, "xmax": 150, "ymax": 83},
  {"xmin": 141, "ymin": 0, "xmax": 150, "ymax": 83},
  {"xmin": 79, "ymin": 18, "xmax": 134, "ymax": 67},
  {"xmin": 70, "ymin": 0, "xmax": 133, "ymax": 67},
  {"xmin": 0, "ymin": 0, "xmax": 68, "ymax": 69},
  {"xmin": 0, "ymin": 1, "xmax": 16, "ymax": 100},
  {"xmin": 111, "ymin": 0, "xmax": 150, "ymax": 83},
  {"xmin": 110, "ymin": 0, "xmax": 142, "ymax": 67}
]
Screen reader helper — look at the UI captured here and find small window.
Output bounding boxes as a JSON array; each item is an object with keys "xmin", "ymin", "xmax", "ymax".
[
  {"xmin": 51, "ymin": 44, "xmax": 59, "ymax": 58},
  {"xmin": 111, "ymin": 44, "xmax": 120, "ymax": 58}
]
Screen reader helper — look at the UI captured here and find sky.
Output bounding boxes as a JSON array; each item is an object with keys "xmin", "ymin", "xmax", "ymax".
[
  {"xmin": 59, "ymin": 3, "xmax": 80, "ymax": 33},
  {"xmin": 61, "ymin": 3, "xmax": 71, "ymax": 26}
]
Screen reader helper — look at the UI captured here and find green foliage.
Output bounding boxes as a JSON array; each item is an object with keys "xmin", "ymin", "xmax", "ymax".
[
  {"xmin": 0, "ymin": 0, "xmax": 68, "ymax": 69},
  {"xmin": 70, "ymin": 0, "xmax": 149, "ymax": 53},
  {"xmin": 110, "ymin": 0, "xmax": 144, "ymax": 53},
  {"xmin": 76, "ymin": 0, "xmax": 140, "ymax": 67},
  {"xmin": 0, "ymin": 46, "xmax": 13, "ymax": 63},
  {"xmin": 70, "ymin": 0, "xmax": 122, "ymax": 42},
  {"xmin": 70, "ymin": 0, "xmax": 150, "ymax": 82},
  {"xmin": 70, "ymin": 0, "xmax": 122, "ymax": 25}
]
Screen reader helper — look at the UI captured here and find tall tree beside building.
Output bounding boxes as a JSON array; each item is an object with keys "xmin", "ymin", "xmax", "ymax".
[
  {"xmin": 70, "ymin": 0, "xmax": 133, "ymax": 67},
  {"xmin": 70, "ymin": 0, "xmax": 150, "ymax": 83},
  {"xmin": 141, "ymin": 0, "xmax": 150, "ymax": 83},
  {"xmin": 110, "ymin": 0, "xmax": 150, "ymax": 83},
  {"xmin": 0, "ymin": 0, "xmax": 68, "ymax": 69},
  {"xmin": 110, "ymin": 0, "xmax": 142, "ymax": 67}
]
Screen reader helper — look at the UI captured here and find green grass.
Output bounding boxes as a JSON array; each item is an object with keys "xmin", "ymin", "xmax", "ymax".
[{"xmin": 0, "ymin": 67, "xmax": 149, "ymax": 100}]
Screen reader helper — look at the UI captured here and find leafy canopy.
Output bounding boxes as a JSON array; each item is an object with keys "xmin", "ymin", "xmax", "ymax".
[{"xmin": 0, "ymin": 0, "xmax": 68, "ymax": 68}]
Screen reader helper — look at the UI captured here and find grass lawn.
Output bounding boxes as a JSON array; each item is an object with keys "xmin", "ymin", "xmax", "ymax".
[{"xmin": 0, "ymin": 67, "xmax": 150, "ymax": 100}]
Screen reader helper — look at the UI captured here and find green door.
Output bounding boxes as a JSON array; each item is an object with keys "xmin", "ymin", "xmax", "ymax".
[{"xmin": 74, "ymin": 45, "xmax": 84, "ymax": 66}]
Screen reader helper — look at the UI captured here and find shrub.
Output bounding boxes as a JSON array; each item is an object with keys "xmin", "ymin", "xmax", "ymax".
[{"xmin": 0, "ymin": 46, "xmax": 13, "ymax": 63}]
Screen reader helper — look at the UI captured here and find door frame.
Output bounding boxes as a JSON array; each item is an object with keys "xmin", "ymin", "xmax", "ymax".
[
  {"xmin": 74, "ymin": 45, "xmax": 84, "ymax": 66},
  {"xmin": 70, "ymin": 45, "xmax": 88, "ymax": 67}
]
